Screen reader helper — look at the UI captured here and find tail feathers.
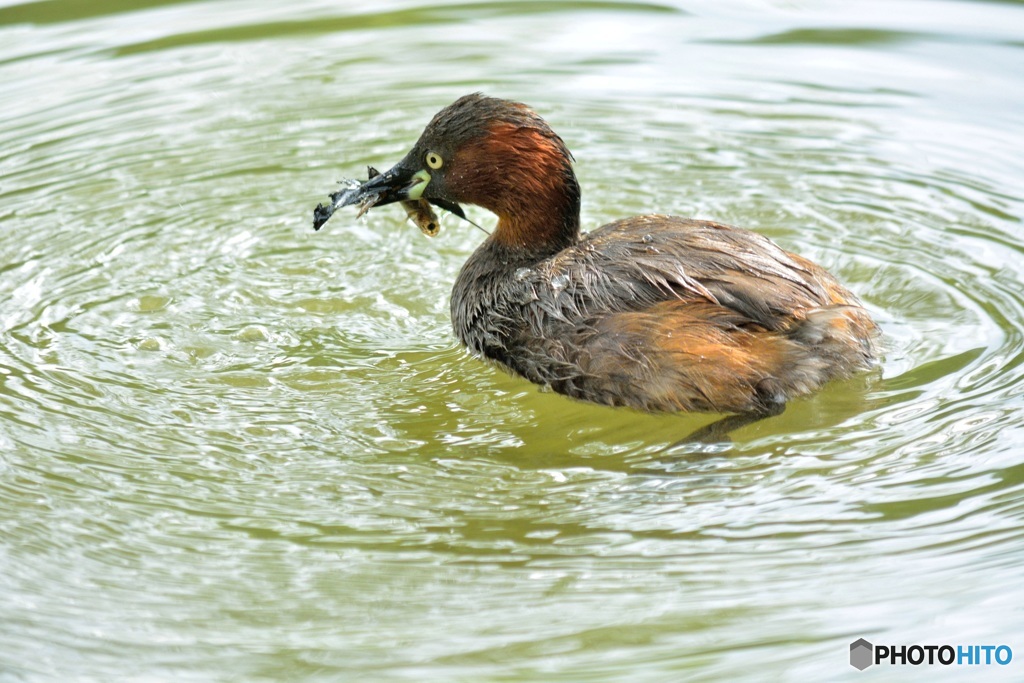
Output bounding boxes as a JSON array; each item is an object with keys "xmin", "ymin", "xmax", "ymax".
[{"xmin": 789, "ymin": 305, "xmax": 879, "ymax": 378}]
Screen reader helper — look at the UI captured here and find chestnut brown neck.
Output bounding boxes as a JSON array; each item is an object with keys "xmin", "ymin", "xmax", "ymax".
[
  {"xmin": 491, "ymin": 181, "xmax": 581, "ymax": 257},
  {"xmin": 461, "ymin": 122, "xmax": 581, "ymax": 260}
]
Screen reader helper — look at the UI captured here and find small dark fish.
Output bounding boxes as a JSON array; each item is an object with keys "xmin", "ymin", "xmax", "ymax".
[
  {"xmin": 312, "ymin": 175, "xmax": 381, "ymax": 231},
  {"xmin": 313, "ymin": 165, "xmax": 463, "ymax": 236},
  {"xmin": 313, "ymin": 184, "xmax": 373, "ymax": 231},
  {"xmin": 312, "ymin": 201, "xmax": 334, "ymax": 231}
]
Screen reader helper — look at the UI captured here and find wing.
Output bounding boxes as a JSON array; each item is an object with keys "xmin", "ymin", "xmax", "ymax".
[
  {"xmin": 532, "ymin": 216, "xmax": 858, "ymax": 331},
  {"xmin": 509, "ymin": 217, "xmax": 876, "ymax": 413}
]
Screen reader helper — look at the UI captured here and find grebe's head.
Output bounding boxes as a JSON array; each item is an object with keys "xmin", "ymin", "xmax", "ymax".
[{"xmin": 329, "ymin": 94, "xmax": 580, "ymax": 250}]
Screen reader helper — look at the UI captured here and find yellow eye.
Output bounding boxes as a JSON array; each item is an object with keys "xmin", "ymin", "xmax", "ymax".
[{"xmin": 425, "ymin": 151, "xmax": 443, "ymax": 170}]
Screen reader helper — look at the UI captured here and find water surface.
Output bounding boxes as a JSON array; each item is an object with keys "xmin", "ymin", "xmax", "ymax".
[{"xmin": 2, "ymin": 0, "xmax": 1023, "ymax": 680}]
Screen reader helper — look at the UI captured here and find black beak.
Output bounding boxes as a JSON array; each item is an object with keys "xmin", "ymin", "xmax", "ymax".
[
  {"xmin": 364, "ymin": 165, "xmax": 465, "ymax": 220},
  {"xmin": 427, "ymin": 197, "xmax": 466, "ymax": 221}
]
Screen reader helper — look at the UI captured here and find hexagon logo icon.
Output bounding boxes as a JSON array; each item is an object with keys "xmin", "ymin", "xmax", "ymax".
[{"xmin": 850, "ymin": 638, "xmax": 874, "ymax": 670}]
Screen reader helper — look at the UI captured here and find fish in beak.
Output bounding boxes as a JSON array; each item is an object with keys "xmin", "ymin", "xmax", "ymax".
[{"xmin": 312, "ymin": 160, "xmax": 465, "ymax": 232}]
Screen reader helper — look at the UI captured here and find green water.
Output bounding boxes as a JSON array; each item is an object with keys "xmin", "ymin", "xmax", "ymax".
[{"xmin": 2, "ymin": 1, "xmax": 1023, "ymax": 680}]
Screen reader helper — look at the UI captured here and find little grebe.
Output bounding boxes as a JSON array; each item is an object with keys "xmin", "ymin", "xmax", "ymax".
[{"xmin": 314, "ymin": 94, "xmax": 878, "ymax": 415}]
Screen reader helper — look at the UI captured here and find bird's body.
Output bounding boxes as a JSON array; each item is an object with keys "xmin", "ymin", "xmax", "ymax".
[
  {"xmin": 452, "ymin": 216, "xmax": 875, "ymax": 414},
  {"xmin": 316, "ymin": 94, "xmax": 877, "ymax": 415}
]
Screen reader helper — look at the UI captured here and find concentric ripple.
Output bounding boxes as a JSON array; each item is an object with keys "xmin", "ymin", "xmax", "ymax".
[{"xmin": 1, "ymin": 1, "xmax": 1023, "ymax": 681}]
